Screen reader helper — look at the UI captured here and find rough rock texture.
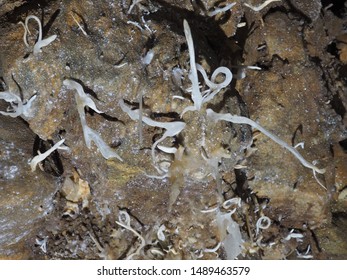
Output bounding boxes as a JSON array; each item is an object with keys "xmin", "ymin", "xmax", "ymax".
[
  {"xmin": 289, "ymin": 0, "xmax": 322, "ymax": 22},
  {"xmin": 0, "ymin": 0, "xmax": 346, "ymax": 259},
  {"xmin": 237, "ymin": 11, "xmax": 339, "ymax": 229},
  {"xmin": 0, "ymin": 114, "xmax": 59, "ymax": 258},
  {"xmin": 0, "ymin": 0, "xmax": 26, "ymax": 19}
]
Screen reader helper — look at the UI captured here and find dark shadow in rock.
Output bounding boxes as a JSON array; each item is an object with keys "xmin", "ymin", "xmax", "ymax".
[
  {"xmin": 339, "ymin": 138, "xmax": 347, "ymax": 152},
  {"xmin": 99, "ymin": 112, "xmax": 123, "ymax": 123},
  {"xmin": 70, "ymin": 10, "xmax": 90, "ymax": 35},
  {"xmin": 331, "ymin": 93, "xmax": 346, "ymax": 120},
  {"xmin": 322, "ymin": 0, "xmax": 347, "ymax": 18},
  {"xmin": 2, "ymin": 0, "xmax": 50, "ymax": 24},
  {"xmin": 64, "ymin": 77, "xmax": 124, "ymax": 123},
  {"xmin": 291, "ymin": 124, "xmax": 303, "ymax": 147},
  {"xmin": 234, "ymin": 168, "xmax": 251, "ymax": 201},
  {"xmin": 33, "ymin": 136, "xmax": 64, "ymax": 177},
  {"xmin": 150, "ymin": 111, "xmax": 181, "ymax": 120},
  {"xmin": 0, "ymin": 77, "xmax": 5, "ymax": 91},
  {"xmin": 42, "ymin": 8, "xmax": 60, "ymax": 38},
  {"xmin": 148, "ymin": 0, "xmax": 236, "ymax": 67},
  {"xmin": 11, "ymin": 74, "xmax": 24, "ymax": 100},
  {"xmin": 327, "ymin": 41, "xmax": 339, "ymax": 58}
]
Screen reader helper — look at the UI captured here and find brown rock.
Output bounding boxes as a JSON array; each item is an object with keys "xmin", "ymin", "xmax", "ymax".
[{"xmin": 0, "ymin": 115, "xmax": 59, "ymax": 258}]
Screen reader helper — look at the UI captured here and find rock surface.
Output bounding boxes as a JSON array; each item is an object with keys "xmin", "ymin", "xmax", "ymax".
[
  {"xmin": 0, "ymin": 114, "xmax": 59, "ymax": 258},
  {"xmin": 0, "ymin": 0, "xmax": 346, "ymax": 259}
]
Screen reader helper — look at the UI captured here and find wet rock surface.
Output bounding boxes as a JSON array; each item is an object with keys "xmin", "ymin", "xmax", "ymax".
[
  {"xmin": 0, "ymin": 0, "xmax": 346, "ymax": 259},
  {"xmin": 0, "ymin": 114, "xmax": 59, "ymax": 258}
]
